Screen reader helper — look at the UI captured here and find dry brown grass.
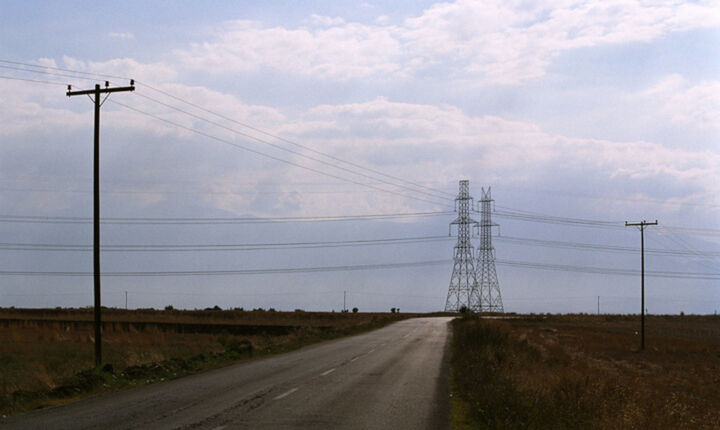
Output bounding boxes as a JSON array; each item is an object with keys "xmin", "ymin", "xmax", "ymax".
[
  {"xmin": 512, "ymin": 315, "xmax": 720, "ymax": 429},
  {"xmin": 0, "ymin": 307, "xmax": 389, "ymax": 327},
  {"xmin": 451, "ymin": 314, "xmax": 720, "ymax": 429},
  {"xmin": 0, "ymin": 308, "xmax": 406, "ymax": 414}
]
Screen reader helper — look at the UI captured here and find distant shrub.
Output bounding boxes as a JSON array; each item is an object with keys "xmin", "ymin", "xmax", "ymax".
[
  {"xmin": 218, "ymin": 336, "xmax": 253, "ymax": 357},
  {"xmin": 164, "ymin": 305, "xmax": 174, "ymax": 311},
  {"xmin": 352, "ymin": 307, "xmax": 358, "ymax": 313}
]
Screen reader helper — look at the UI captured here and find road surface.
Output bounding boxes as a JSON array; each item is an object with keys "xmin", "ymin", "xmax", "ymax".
[{"xmin": 2, "ymin": 317, "xmax": 452, "ymax": 429}]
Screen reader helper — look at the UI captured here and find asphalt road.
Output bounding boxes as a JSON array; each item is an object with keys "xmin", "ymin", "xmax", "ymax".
[{"xmin": 2, "ymin": 317, "xmax": 452, "ymax": 429}]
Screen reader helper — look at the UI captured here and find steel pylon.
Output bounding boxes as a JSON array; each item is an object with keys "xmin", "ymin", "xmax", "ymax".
[
  {"xmin": 476, "ymin": 187, "xmax": 504, "ymax": 313},
  {"xmin": 445, "ymin": 180, "xmax": 480, "ymax": 312}
]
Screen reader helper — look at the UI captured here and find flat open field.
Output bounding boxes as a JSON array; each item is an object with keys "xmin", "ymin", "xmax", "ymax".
[
  {"xmin": 0, "ymin": 307, "xmax": 408, "ymax": 415},
  {"xmin": 452, "ymin": 314, "xmax": 720, "ymax": 429}
]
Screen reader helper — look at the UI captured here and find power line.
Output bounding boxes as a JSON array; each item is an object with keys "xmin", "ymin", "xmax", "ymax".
[
  {"xmin": 0, "ymin": 59, "xmax": 129, "ymax": 80},
  {"xmin": 652, "ymin": 228, "xmax": 720, "ymax": 272},
  {"xmin": 4, "ymin": 58, "xmax": 718, "ymax": 217},
  {"xmin": 109, "ymin": 99, "xmax": 449, "ymax": 207},
  {"xmin": 498, "ymin": 185, "xmax": 720, "ymax": 209},
  {"xmin": 0, "ymin": 235, "xmax": 452, "ymax": 252},
  {"xmin": 657, "ymin": 226, "xmax": 720, "ymax": 237},
  {"xmin": 493, "ymin": 209, "xmax": 624, "ymax": 229},
  {"xmin": 2, "ymin": 234, "xmax": 716, "ymax": 259},
  {"xmin": 0, "ymin": 58, "xmax": 453, "ymax": 203},
  {"xmin": 0, "ymin": 64, "xmax": 99, "ymax": 84},
  {"xmin": 134, "ymin": 90, "xmax": 454, "ymax": 202},
  {"xmin": 0, "ymin": 75, "xmax": 68, "ymax": 86},
  {"xmin": 0, "ymin": 185, "xmax": 423, "ymax": 196},
  {"xmin": 493, "ymin": 206, "xmax": 720, "ymax": 236},
  {"xmin": 496, "ymin": 235, "xmax": 720, "ymax": 258},
  {"xmin": 0, "ymin": 258, "xmax": 717, "ymax": 279},
  {"xmin": 493, "ymin": 259, "xmax": 720, "ymax": 280},
  {"xmin": 0, "ymin": 260, "xmax": 450, "ymax": 277},
  {"xmin": 0, "ymin": 211, "xmax": 453, "ymax": 225}
]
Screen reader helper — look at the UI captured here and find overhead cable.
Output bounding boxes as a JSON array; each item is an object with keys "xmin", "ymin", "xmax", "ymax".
[
  {"xmin": 0, "ymin": 211, "xmax": 453, "ymax": 225},
  {"xmin": 109, "ymin": 99, "xmax": 449, "ymax": 207},
  {"xmin": 1, "ymin": 259, "xmax": 717, "ymax": 280},
  {"xmin": 134, "ymin": 90, "xmax": 454, "ymax": 201}
]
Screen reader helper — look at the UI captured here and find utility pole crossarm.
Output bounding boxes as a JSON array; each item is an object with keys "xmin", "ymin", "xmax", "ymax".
[
  {"xmin": 625, "ymin": 220, "xmax": 658, "ymax": 228},
  {"xmin": 67, "ymin": 85, "xmax": 135, "ymax": 97}
]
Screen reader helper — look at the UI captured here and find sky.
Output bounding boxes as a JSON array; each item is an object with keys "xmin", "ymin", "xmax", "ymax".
[{"xmin": 0, "ymin": 0, "xmax": 718, "ymax": 314}]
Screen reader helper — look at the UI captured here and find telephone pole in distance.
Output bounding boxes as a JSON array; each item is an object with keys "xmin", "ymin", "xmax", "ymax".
[
  {"xmin": 625, "ymin": 219, "xmax": 658, "ymax": 351},
  {"xmin": 67, "ymin": 80, "xmax": 135, "ymax": 367}
]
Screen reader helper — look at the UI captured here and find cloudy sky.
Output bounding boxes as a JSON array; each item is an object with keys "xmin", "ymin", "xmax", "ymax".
[{"xmin": 0, "ymin": 0, "xmax": 718, "ymax": 313}]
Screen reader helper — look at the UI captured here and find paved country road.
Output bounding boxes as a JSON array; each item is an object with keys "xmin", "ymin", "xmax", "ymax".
[{"xmin": 2, "ymin": 317, "xmax": 452, "ymax": 429}]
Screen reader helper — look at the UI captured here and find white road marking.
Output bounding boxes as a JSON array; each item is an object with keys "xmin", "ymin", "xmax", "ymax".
[
  {"xmin": 273, "ymin": 387, "xmax": 298, "ymax": 400},
  {"xmin": 321, "ymin": 368, "xmax": 336, "ymax": 376},
  {"xmin": 367, "ymin": 348, "xmax": 375, "ymax": 354},
  {"xmin": 402, "ymin": 334, "xmax": 410, "ymax": 338},
  {"xmin": 350, "ymin": 356, "xmax": 359, "ymax": 362}
]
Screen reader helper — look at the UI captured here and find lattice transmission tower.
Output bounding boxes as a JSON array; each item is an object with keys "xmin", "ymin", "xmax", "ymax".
[
  {"xmin": 445, "ymin": 180, "xmax": 480, "ymax": 312},
  {"xmin": 476, "ymin": 187, "xmax": 504, "ymax": 312}
]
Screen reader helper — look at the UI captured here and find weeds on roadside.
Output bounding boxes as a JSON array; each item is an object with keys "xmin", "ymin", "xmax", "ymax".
[
  {"xmin": 451, "ymin": 315, "xmax": 720, "ymax": 429},
  {"xmin": 451, "ymin": 316, "xmax": 596, "ymax": 429},
  {"xmin": 0, "ymin": 310, "xmax": 406, "ymax": 416}
]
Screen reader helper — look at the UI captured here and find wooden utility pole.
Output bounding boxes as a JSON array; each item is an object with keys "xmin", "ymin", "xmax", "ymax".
[
  {"xmin": 625, "ymin": 219, "xmax": 658, "ymax": 351},
  {"xmin": 67, "ymin": 81, "xmax": 134, "ymax": 367}
]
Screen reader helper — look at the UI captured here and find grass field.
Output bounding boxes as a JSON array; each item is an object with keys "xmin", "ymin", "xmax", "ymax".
[
  {"xmin": 451, "ymin": 314, "xmax": 720, "ymax": 429},
  {"xmin": 0, "ymin": 307, "xmax": 408, "ymax": 415}
]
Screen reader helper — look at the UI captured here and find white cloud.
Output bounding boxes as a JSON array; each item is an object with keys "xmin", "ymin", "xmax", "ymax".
[
  {"xmin": 61, "ymin": 56, "xmax": 177, "ymax": 84},
  {"xmin": 175, "ymin": 20, "xmax": 403, "ymax": 80},
  {"xmin": 0, "ymin": 79, "xmax": 86, "ymax": 137},
  {"xmin": 277, "ymin": 98, "xmax": 719, "ymax": 206},
  {"xmin": 2, "ymin": 67, "xmax": 716, "ymax": 216},
  {"xmin": 401, "ymin": 0, "xmax": 720, "ymax": 83},
  {"xmin": 643, "ymin": 74, "xmax": 720, "ymax": 130},
  {"xmin": 36, "ymin": 57, "xmax": 58, "ymax": 68},
  {"xmin": 309, "ymin": 14, "xmax": 345, "ymax": 27},
  {"xmin": 173, "ymin": 0, "xmax": 720, "ymax": 84},
  {"xmin": 99, "ymin": 92, "xmax": 720, "ymax": 214},
  {"xmin": 0, "ymin": 57, "xmax": 181, "ymax": 137},
  {"xmin": 109, "ymin": 32, "xmax": 135, "ymax": 40}
]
